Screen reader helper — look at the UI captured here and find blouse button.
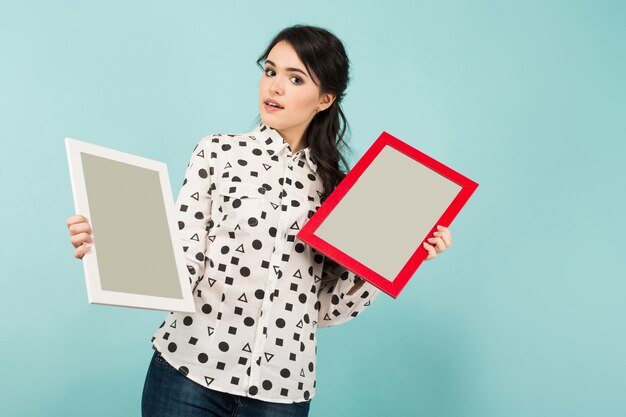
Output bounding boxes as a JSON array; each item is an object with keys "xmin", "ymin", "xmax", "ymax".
[{"xmin": 249, "ymin": 218, "xmax": 258, "ymax": 226}]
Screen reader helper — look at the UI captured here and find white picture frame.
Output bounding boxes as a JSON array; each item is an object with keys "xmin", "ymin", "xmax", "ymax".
[{"xmin": 65, "ymin": 137, "xmax": 196, "ymax": 313}]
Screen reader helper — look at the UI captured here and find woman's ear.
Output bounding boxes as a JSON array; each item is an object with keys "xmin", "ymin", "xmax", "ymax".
[{"xmin": 318, "ymin": 92, "xmax": 336, "ymax": 111}]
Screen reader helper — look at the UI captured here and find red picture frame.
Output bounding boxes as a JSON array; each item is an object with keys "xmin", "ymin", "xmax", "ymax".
[{"xmin": 296, "ymin": 131, "xmax": 479, "ymax": 298}]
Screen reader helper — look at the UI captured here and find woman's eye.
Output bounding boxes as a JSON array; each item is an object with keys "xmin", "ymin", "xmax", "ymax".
[
  {"xmin": 290, "ymin": 76, "xmax": 303, "ymax": 85},
  {"xmin": 264, "ymin": 68, "xmax": 275, "ymax": 76}
]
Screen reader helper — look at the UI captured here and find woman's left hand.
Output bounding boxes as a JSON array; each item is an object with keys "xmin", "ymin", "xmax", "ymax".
[{"xmin": 423, "ymin": 225, "xmax": 452, "ymax": 261}]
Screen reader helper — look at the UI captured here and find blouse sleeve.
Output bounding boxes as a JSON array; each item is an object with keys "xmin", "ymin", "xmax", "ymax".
[
  {"xmin": 315, "ymin": 257, "xmax": 382, "ymax": 328},
  {"xmin": 175, "ymin": 137, "xmax": 214, "ymax": 289}
]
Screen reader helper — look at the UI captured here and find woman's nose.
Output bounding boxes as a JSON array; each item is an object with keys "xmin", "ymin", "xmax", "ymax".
[{"xmin": 270, "ymin": 79, "xmax": 283, "ymax": 95}]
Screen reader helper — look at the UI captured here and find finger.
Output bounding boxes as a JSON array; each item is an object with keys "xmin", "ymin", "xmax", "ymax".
[
  {"xmin": 66, "ymin": 215, "xmax": 89, "ymax": 228},
  {"xmin": 423, "ymin": 242, "xmax": 436, "ymax": 260},
  {"xmin": 440, "ymin": 232, "xmax": 451, "ymax": 247},
  {"xmin": 433, "ymin": 232, "xmax": 450, "ymax": 247},
  {"xmin": 74, "ymin": 243, "xmax": 91, "ymax": 259},
  {"xmin": 435, "ymin": 225, "xmax": 450, "ymax": 234},
  {"xmin": 70, "ymin": 232, "xmax": 93, "ymax": 248},
  {"xmin": 428, "ymin": 237, "xmax": 446, "ymax": 252},
  {"xmin": 434, "ymin": 235, "xmax": 449, "ymax": 250},
  {"xmin": 69, "ymin": 222, "xmax": 93, "ymax": 236},
  {"xmin": 434, "ymin": 228, "xmax": 452, "ymax": 247}
]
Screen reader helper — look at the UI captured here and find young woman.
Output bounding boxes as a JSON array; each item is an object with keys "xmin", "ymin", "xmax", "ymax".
[{"xmin": 66, "ymin": 25, "xmax": 452, "ymax": 417}]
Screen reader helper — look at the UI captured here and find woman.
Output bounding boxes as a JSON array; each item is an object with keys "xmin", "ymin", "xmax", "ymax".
[{"xmin": 66, "ymin": 24, "xmax": 452, "ymax": 417}]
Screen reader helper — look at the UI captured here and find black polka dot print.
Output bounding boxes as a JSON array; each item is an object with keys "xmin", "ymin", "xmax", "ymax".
[{"xmin": 150, "ymin": 122, "xmax": 381, "ymax": 404}]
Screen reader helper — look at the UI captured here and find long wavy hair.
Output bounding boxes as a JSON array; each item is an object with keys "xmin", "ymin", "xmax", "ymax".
[{"xmin": 253, "ymin": 24, "xmax": 353, "ymax": 204}]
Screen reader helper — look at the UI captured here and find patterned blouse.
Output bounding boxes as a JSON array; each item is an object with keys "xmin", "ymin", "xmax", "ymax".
[{"xmin": 151, "ymin": 122, "xmax": 382, "ymax": 404}]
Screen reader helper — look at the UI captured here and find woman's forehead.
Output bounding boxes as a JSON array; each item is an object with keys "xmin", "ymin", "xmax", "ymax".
[{"xmin": 267, "ymin": 42, "xmax": 304, "ymax": 69}]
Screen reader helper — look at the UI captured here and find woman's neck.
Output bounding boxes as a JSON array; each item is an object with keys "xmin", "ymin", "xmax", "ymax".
[{"xmin": 277, "ymin": 126, "xmax": 309, "ymax": 154}]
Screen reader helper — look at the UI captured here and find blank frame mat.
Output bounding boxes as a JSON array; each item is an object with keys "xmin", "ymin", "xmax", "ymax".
[
  {"xmin": 315, "ymin": 145, "xmax": 462, "ymax": 280},
  {"xmin": 81, "ymin": 153, "xmax": 183, "ymax": 299}
]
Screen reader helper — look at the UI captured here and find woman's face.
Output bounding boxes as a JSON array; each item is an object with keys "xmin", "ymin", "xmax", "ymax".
[{"xmin": 259, "ymin": 40, "xmax": 334, "ymax": 144}]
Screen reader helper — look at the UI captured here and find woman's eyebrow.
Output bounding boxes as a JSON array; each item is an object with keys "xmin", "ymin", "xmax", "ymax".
[{"xmin": 265, "ymin": 59, "xmax": 309, "ymax": 79}]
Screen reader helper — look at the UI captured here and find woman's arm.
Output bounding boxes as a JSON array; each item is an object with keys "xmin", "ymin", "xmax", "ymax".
[
  {"xmin": 175, "ymin": 136, "xmax": 215, "ymax": 289},
  {"xmin": 315, "ymin": 257, "xmax": 382, "ymax": 328},
  {"xmin": 315, "ymin": 225, "xmax": 452, "ymax": 327}
]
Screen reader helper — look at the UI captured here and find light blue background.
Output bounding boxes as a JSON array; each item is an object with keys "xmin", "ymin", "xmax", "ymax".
[{"xmin": 1, "ymin": 1, "xmax": 624, "ymax": 416}]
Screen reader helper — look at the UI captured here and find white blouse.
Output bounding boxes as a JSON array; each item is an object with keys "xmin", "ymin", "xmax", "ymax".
[{"xmin": 151, "ymin": 122, "xmax": 382, "ymax": 403}]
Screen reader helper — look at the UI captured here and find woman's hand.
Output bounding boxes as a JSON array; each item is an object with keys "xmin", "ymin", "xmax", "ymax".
[
  {"xmin": 423, "ymin": 225, "xmax": 452, "ymax": 261},
  {"xmin": 66, "ymin": 214, "xmax": 94, "ymax": 259}
]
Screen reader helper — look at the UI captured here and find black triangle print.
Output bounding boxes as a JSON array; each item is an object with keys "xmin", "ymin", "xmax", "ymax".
[
  {"xmin": 208, "ymin": 235, "xmax": 216, "ymax": 243},
  {"xmin": 208, "ymin": 326, "xmax": 214, "ymax": 336},
  {"xmin": 312, "ymin": 320, "xmax": 317, "ymax": 326},
  {"xmin": 183, "ymin": 245, "xmax": 189, "ymax": 252},
  {"xmin": 208, "ymin": 278, "xmax": 216, "ymax": 287},
  {"xmin": 238, "ymin": 293, "xmax": 248, "ymax": 303},
  {"xmin": 314, "ymin": 275, "xmax": 321, "ymax": 283},
  {"xmin": 316, "ymin": 190, "xmax": 323, "ymax": 199},
  {"xmin": 364, "ymin": 300, "xmax": 371, "ymax": 306},
  {"xmin": 293, "ymin": 269, "xmax": 302, "ymax": 279},
  {"xmin": 170, "ymin": 320, "xmax": 177, "ymax": 328},
  {"xmin": 197, "ymin": 149, "xmax": 204, "ymax": 158},
  {"xmin": 324, "ymin": 314, "xmax": 331, "ymax": 321},
  {"xmin": 191, "ymin": 233, "xmax": 199, "ymax": 241},
  {"xmin": 300, "ymin": 368, "xmax": 305, "ymax": 377},
  {"xmin": 264, "ymin": 352, "xmax": 274, "ymax": 362},
  {"xmin": 243, "ymin": 343, "xmax": 252, "ymax": 353},
  {"xmin": 270, "ymin": 202, "xmax": 279, "ymax": 210},
  {"xmin": 205, "ymin": 376, "xmax": 215, "ymax": 386},
  {"xmin": 234, "ymin": 224, "xmax": 241, "ymax": 230},
  {"xmin": 273, "ymin": 265, "xmax": 281, "ymax": 275},
  {"xmin": 235, "ymin": 244, "xmax": 245, "ymax": 253},
  {"xmin": 191, "ymin": 192, "xmax": 199, "ymax": 201},
  {"xmin": 290, "ymin": 221, "xmax": 300, "ymax": 230},
  {"xmin": 296, "ymin": 319, "xmax": 303, "ymax": 328},
  {"xmin": 224, "ymin": 162, "xmax": 232, "ymax": 169},
  {"xmin": 263, "ymin": 163, "xmax": 272, "ymax": 171}
]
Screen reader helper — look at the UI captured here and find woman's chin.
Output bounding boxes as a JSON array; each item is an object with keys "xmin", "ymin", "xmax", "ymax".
[{"xmin": 260, "ymin": 113, "xmax": 280, "ymax": 128}]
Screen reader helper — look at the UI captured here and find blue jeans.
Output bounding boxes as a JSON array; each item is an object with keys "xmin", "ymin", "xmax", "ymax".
[{"xmin": 142, "ymin": 349, "xmax": 311, "ymax": 417}]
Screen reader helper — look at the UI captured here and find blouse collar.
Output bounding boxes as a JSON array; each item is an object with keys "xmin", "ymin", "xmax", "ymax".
[{"xmin": 249, "ymin": 122, "xmax": 318, "ymax": 173}]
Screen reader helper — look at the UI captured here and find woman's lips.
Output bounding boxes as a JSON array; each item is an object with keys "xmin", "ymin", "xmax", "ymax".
[{"xmin": 264, "ymin": 102, "xmax": 284, "ymax": 112}]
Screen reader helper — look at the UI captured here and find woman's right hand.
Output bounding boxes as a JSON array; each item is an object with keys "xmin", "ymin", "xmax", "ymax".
[{"xmin": 66, "ymin": 214, "xmax": 94, "ymax": 259}]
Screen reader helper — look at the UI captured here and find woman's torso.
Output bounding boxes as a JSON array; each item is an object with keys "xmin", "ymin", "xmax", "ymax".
[{"xmin": 152, "ymin": 123, "xmax": 324, "ymax": 404}]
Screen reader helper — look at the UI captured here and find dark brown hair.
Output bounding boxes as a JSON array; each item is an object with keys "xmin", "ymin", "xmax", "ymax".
[{"xmin": 255, "ymin": 24, "xmax": 353, "ymax": 203}]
